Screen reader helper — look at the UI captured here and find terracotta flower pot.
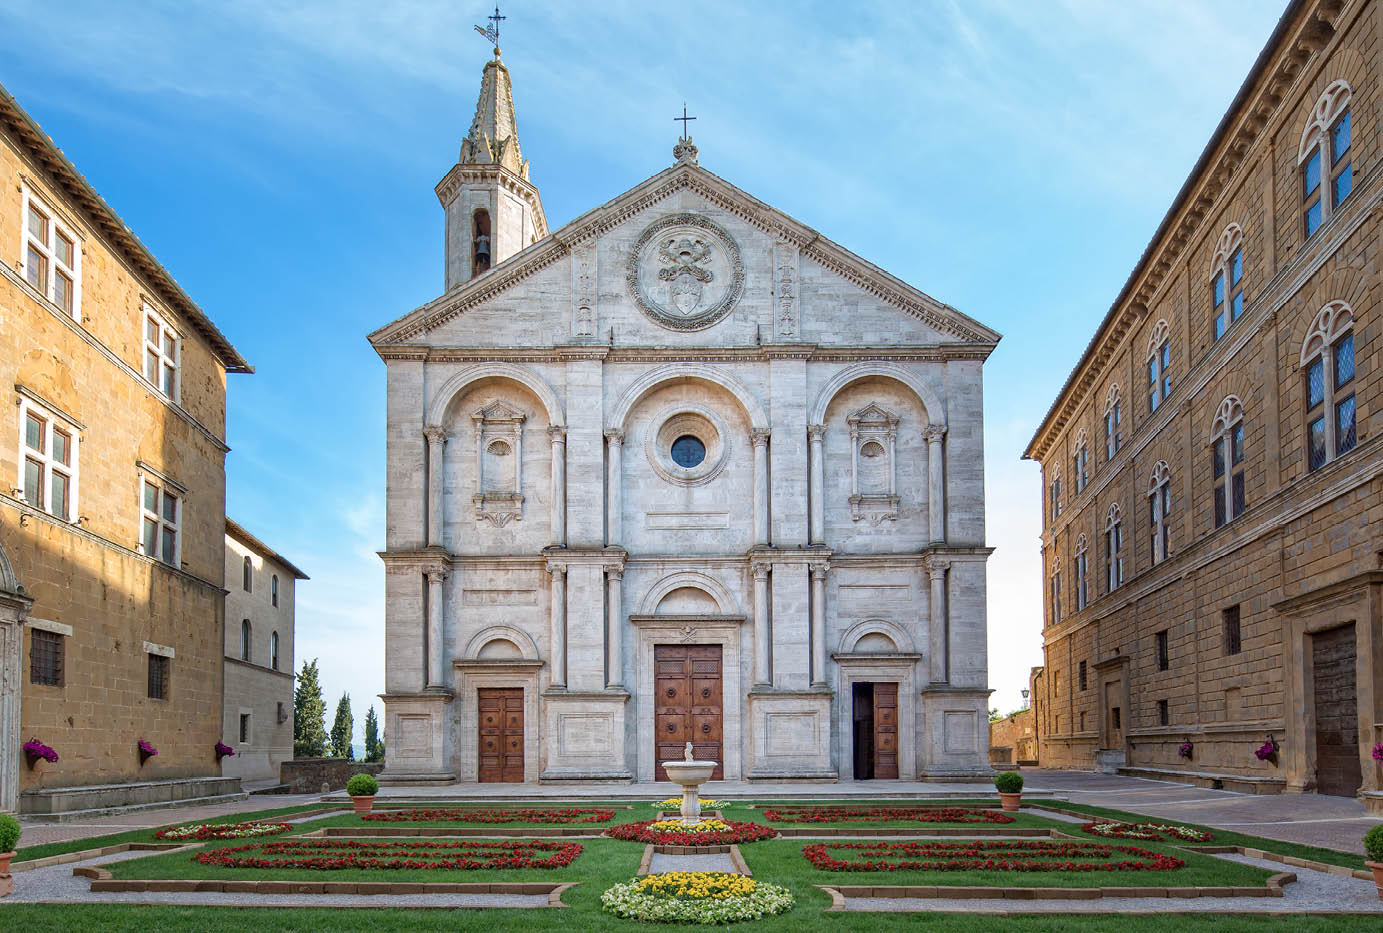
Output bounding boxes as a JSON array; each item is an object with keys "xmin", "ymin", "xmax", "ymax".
[
  {"xmin": 352, "ymin": 795, "xmax": 376, "ymax": 814},
  {"xmin": 1367, "ymin": 861, "xmax": 1383, "ymax": 901},
  {"xmin": 0, "ymin": 850, "xmax": 15, "ymax": 898},
  {"xmin": 998, "ymin": 792, "xmax": 1022, "ymax": 812}
]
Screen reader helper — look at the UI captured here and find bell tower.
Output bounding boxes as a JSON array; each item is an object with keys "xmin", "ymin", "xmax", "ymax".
[{"xmin": 437, "ymin": 47, "xmax": 547, "ymax": 290}]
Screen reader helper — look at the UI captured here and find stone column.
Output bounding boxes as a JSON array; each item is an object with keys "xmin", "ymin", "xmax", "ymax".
[
  {"xmin": 807, "ymin": 424, "xmax": 826, "ymax": 545},
  {"xmin": 548, "ymin": 561, "xmax": 567, "ymax": 689},
  {"xmin": 605, "ymin": 430, "xmax": 623, "ymax": 546},
  {"xmin": 1, "ymin": 616, "xmax": 23, "ymax": 813},
  {"xmin": 751, "ymin": 429, "xmax": 771, "ymax": 546},
  {"xmin": 424, "ymin": 426, "xmax": 446, "ymax": 548},
  {"xmin": 425, "ymin": 568, "xmax": 447, "ymax": 688},
  {"xmin": 752, "ymin": 561, "xmax": 771, "ymax": 686},
  {"xmin": 809, "ymin": 560, "xmax": 829, "ymax": 687},
  {"xmin": 926, "ymin": 425, "xmax": 947, "ymax": 544},
  {"xmin": 606, "ymin": 568, "xmax": 623, "ymax": 689},
  {"xmin": 548, "ymin": 426, "xmax": 567, "ymax": 546},
  {"xmin": 925, "ymin": 557, "xmax": 950, "ymax": 683}
]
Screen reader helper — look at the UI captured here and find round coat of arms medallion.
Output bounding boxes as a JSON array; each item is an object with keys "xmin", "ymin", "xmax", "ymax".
[{"xmin": 626, "ymin": 213, "xmax": 744, "ymax": 330}]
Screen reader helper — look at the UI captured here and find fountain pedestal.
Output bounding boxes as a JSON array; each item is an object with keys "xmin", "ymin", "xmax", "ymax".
[{"xmin": 661, "ymin": 743, "xmax": 718, "ymax": 826}]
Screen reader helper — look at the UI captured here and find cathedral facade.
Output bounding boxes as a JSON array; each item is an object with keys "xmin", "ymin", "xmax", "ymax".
[{"xmin": 369, "ymin": 52, "xmax": 998, "ymax": 785}]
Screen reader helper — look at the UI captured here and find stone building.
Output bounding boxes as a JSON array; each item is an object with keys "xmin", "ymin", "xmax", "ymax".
[
  {"xmin": 369, "ymin": 50, "xmax": 999, "ymax": 785},
  {"xmin": 223, "ymin": 519, "xmax": 307, "ymax": 784},
  {"xmin": 1025, "ymin": 0, "xmax": 1383, "ymax": 811},
  {"xmin": 0, "ymin": 82, "xmax": 251, "ymax": 813}
]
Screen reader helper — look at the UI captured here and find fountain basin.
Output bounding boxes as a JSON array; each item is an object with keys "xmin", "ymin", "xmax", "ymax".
[{"xmin": 661, "ymin": 761, "xmax": 717, "ymax": 786}]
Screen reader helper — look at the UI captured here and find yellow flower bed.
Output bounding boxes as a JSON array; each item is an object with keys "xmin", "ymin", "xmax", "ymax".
[
  {"xmin": 647, "ymin": 818, "xmax": 731, "ymax": 834},
  {"xmin": 636, "ymin": 872, "xmax": 755, "ymax": 900},
  {"xmin": 655, "ymin": 797, "xmax": 730, "ymax": 810}
]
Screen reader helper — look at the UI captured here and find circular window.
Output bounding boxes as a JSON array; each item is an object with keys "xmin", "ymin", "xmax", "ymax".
[{"xmin": 670, "ymin": 435, "xmax": 706, "ymax": 468}]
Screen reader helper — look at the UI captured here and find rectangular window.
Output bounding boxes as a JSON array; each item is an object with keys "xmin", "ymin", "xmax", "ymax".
[
  {"xmin": 1078, "ymin": 660, "xmax": 1087, "ymax": 692},
  {"xmin": 1156, "ymin": 629, "xmax": 1169, "ymax": 672},
  {"xmin": 140, "ymin": 476, "xmax": 181, "ymax": 566},
  {"xmin": 1331, "ymin": 110, "xmax": 1352, "ymax": 207},
  {"xmin": 1148, "ymin": 341, "xmax": 1171, "ymax": 413},
  {"xmin": 30, "ymin": 628, "xmax": 64, "ymax": 686},
  {"xmin": 1105, "ymin": 524, "xmax": 1123, "ymax": 592},
  {"xmin": 143, "ymin": 309, "xmax": 181, "ymax": 401},
  {"xmin": 147, "ymin": 653, "xmax": 169, "ymax": 700},
  {"xmin": 20, "ymin": 191, "xmax": 80, "ymax": 318},
  {"xmin": 1076, "ymin": 550, "xmax": 1088, "ymax": 611},
  {"xmin": 1079, "ymin": 710, "xmax": 1087, "ymax": 731},
  {"xmin": 1158, "ymin": 698, "xmax": 1169, "ymax": 727},
  {"xmin": 239, "ymin": 713, "xmax": 251, "ymax": 744},
  {"xmin": 18, "ymin": 400, "xmax": 79, "ymax": 521},
  {"xmin": 1050, "ymin": 573, "xmax": 1062, "ymax": 623},
  {"xmin": 1223, "ymin": 605, "xmax": 1241, "ymax": 656},
  {"xmin": 1050, "ymin": 479, "xmax": 1062, "ymax": 520},
  {"xmin": 1105, "ymin": 403, "xmax": 1122, "ymax": 459},
  {"xmin": 1112, "ymin": 706, "xmax": 1121, "ymax": 730},
  {"xmin": 1303, "ymin": 148, "xmax": 1323, "ymax": 236}
]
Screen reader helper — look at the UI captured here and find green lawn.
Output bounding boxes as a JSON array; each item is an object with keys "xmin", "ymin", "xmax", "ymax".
[{"xmin": 758, "ymin": 809, "xmax": 1062, "ymax": 830}]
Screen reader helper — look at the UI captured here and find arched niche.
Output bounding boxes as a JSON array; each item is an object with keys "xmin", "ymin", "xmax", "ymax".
[
  {"xmin": 809, "ymin": 362, "xmax": 944, "ymax": 428},
  {"xmin": 607, "ymin": 363, "xmax": 768, "ymax": 434},
  {"xmin": 427, "ymin": 363, "xmax": 564, "ymax": 429},
  {"xmin": 461, "ymin": 625, "xmax": 541, "ymax": 662},
  {"xmin": 837, "ymin": 619, "xmax": 916, "ymax": 655},
  {"xmin": 638, "ymin": 570, "xmax": 741, "ymax": 616}
]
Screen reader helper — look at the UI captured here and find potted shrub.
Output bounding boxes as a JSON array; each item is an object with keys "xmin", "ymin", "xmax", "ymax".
[
  {"xmin": 994, "ymin": 770, "xmax": 1024, "ymax": 811},
  {"xmin": 347, "ymin": 773, "xmax": 379, "ymax": 814},
  {"xmin": 1365, "ymin": 824, "xmax": 1383, "ymax": 901},
  {"xmin": 0, "ymin": 812, "xmax": 20, "ymax": 897}
]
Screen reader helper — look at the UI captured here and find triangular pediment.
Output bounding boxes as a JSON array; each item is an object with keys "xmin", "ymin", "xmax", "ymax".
[
  {"xmin": 847, "ymin": 403, "xmax": 899, "ymax": 427},
  {"xmin": 369, "ymin": 161, "xmax": 1000, "ymax": 347},
  {"xmin": 474, "ymin": 400, "xmax": 526, "ymax": 423}
]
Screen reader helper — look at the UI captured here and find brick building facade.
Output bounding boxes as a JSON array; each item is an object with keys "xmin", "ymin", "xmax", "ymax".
[
  {"xmin": 1025, "ymin": 0, "xmax": 1382, "ymax": 811},
  {"xmin": 0, "ymin": 82, "xmax": 251, "ymax": 813}
]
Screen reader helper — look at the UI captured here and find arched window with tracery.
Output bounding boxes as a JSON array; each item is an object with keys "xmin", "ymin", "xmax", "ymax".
[
  {"xmin": 1074, "ymin": 534, "xmax": 1089, "ymax": 611},
  {"xmin": 1104, "ymin": 504, "xmax": 1124, "ymax": 592},
  {"xmin": 1300, "ymin": 80, "xmax": 1353, "ymax": 237},
  {"xmin": 1048, "ymin": 467, "xmax": 1062, "ymax": 523},
  {"xmin": 1148, "ymin": 461, "xmax": 1172, "ymax": 565},
  {"xmin": 1211, "ymin": 396, "xmax": 1246, "ymax": 527},
  {"xmin": 1210, "ymin": 224, "xmax": 1245, "ymax": 341},
  {"xmin": 1104, "ymin": 384, "xmax": 1123, "ymax": 461},
  {"xmin": 1049, "ymin": 555, "xmax": 1062, "ymax": 624},
  {"xmin": 1302, "ymin": 300, "xmax": 1356, "ymax": 470},
  {"xmin": 1146, "ymin": 320, "xmax": 1171, "ymax": 413},
  {"xmin": 1073, "ymin": 427, "xmax": 1090, "ymax": 493}
]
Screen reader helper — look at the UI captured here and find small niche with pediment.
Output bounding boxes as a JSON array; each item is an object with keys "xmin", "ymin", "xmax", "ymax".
[
  {"xmin": 472, "ymin": 401, "xmax": 525, "ymax": 527},
  {"xmin": 847, "ymin": 402, "xmax": 900, "ymax": 524}
]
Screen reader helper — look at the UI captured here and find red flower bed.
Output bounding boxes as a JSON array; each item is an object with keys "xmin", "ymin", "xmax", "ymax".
[
  {"xmin": 606, "ymin": 819, "xmax": 778, "ymax": 846},
  {"xmin": 361, "ymin": 807, "xmax": 614, "ymax": 824},
  {"xmin": 194, "ymin": 839, "xmax": 582, "ymax": 871},
  {"xmin": 801, "ymin": 840, "xmax": 1186, "ymax": 873},
  {"xmin": 762, "ymin": 806, "xmax": 1015, "ymax": 824}
]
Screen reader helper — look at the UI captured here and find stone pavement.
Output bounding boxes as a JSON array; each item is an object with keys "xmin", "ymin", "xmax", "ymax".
[{"xmin": 16, "ymin": 793, "xmax": 322, "ymax": 849}]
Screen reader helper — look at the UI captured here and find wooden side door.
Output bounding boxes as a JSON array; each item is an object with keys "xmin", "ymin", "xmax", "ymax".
[
  {"xmin": 654, "ymin": 644, "xmax": 723, "ymax": 780},
  {"xmin": 478, "ymin": 688, "xmax": 524, "ymax": 783},
  {"xmin": 1104, "ymin": 681, "xmax": 1123, "ymax": 749},
  {"xmin": 872, "ymin": 682, "xmax": 899, "ymax": 779},
  {"xmin": 1313, "ymin": 624, "xmax": 1362, "ymax": 797}
]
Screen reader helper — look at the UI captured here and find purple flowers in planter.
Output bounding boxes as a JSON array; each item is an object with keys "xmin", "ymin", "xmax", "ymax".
[
  {"xmin": 22, "ymin": 738, "xmax": 59, "ymax": 765},
  {"xmin": 1177, "ymin": 741, "xmax": 1193, "ymax": 760},
  {"xmin": 215, "ymin": 742, "xmax": 236, "ymax": 759},
  {"xmin": 1372, "ymin": 742, "xmax": 1383, "ymax": 763},
  {"xmin": 1254, "ymin": 735, "xmax": 1280, "ymax": 763},
  {"xmin": 137, "ymin": 739, "xmax": 158, "ymax": 759}
]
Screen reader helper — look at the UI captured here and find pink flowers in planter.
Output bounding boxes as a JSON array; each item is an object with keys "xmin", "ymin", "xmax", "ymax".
[
  {"xmin": 214, "ymin": 742, "xmax": 236, "ymax": 760},
  {"xmin": 1254, "ymin": 735, "xmax": 1280, "ymax": 764},
  {"xmin": 22, "ymin": 738, "xmax": 59, "ymax": 766},
  {"xmin": 1372, "ymin": 743, "xmax": 1383, "ymax": 763},
  {"xmin": 1177, "ymin": 741, "xmax": 1193, "ymax": 760},
  {"xmin": 137, "ymin": 739, "xmax": 158, "ymax": 763}
]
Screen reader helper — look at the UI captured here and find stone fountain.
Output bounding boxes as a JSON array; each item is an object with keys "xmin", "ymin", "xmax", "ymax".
[{"xmin": 660, "ymin": 742, "xmax": 718, "ymax": 826}]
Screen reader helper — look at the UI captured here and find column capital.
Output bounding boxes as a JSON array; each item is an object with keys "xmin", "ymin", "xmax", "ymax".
[
  {"xmin": 604, "ymin": 428, "xmax": 625, "ymax": 444},
  {"xmin": 923, "ymin": 556, "xmax": 951, "ymax": 577},
  {"xmin": 424, "ymin": 424, "xmax": 447, "ymax": 443},
  {"xmin": 807, "ymin": 423, "xmax": 827, "ymax": 441},
  {"xmin": 425, "ymin": 568, "xmax": 447, "ymax": 585},
  {"xmin": 923, "ymin": 423, "xmax": 948, "ymax": 441},
  {"xmin": 808, "ymin": 560, "xmax": 830, "ymax": 579},
  {"xmin": 546, "ymin": 560, "xmax": 568, "ymax": 576},
  {"xmin": 547, "ymin": 425, "xmax": 567, "ymax": 443},
  {"xmin": 751, "ymin": 561, "xmax": 771, "ymax": 580},
  {"xmin": 606, "ymin": 567, "xmax": 624, "ymax": 582},
  {"xmin": 750, "ymin": 427, "xmax": 772, "ymax": 447}
]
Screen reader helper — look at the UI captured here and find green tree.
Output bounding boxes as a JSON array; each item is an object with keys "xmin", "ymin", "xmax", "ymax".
[
  {"xmin": 363, "ymin": 705, "xmax": 384, "ymax": 762},
  {"xmin": 330, "ymin": 692, "xmax": 354, "ymax": 760},
  {"xmin": 293, "ymin": 658, "xmax": 327, "ymax": 757}
]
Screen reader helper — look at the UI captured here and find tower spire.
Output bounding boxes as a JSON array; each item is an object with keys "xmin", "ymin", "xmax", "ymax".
[{"xmin": 458, "ymin": 52, "xmax": 528, "ymax": 178}]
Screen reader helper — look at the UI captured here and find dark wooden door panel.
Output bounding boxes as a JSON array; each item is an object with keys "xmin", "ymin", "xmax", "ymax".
[
  {"xmin": 654, "ymin": 644, "xmax": 723, "ymax": 780},
  {"xmin": 1313, "ymin": 624, "xmax": 1361, "ymax": 798},
  {"xmin": 478, "ymin": 688, "xmax": 524, "ymax": 783},
  {"xmin": 873, "ymin": 682, "xmax": 899, "ymax": 779}
]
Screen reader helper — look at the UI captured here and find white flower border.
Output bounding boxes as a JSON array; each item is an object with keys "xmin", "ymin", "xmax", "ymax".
[{"xmin": 601, "ymin": 878, "xmax": 794, "ymax": 924}]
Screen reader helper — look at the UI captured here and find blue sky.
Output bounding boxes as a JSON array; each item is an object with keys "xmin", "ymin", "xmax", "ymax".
[{"xmin": 0, "ymin": 1, "xmax": 1285, "ymax": 742}]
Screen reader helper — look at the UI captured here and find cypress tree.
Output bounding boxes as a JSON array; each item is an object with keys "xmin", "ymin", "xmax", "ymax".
[
  {"xmin": 292, "ymin": 658, "xmax": 328, "ymax": 757},
  {"xmin": 364, "ymin": 705, "xmax": 384, "ymax": 762},
  {"xmin": 330, "ymin": 692, "xmax": 354, "ymax": 759}
]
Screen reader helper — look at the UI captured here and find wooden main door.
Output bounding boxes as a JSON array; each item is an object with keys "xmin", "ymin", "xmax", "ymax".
[
  {"xmin": 654, "ymin": 645, "xmax": 723, "ymax": 780},
  {"xmin": 1312, "ymin": 624, "xmax": 1362, "ymax": 797},
  {"xmin": 850, "ymin": 682, "xmax": 898, "ymax": 780},
  {"xmin": 478, "ymin": 688, "xmax": 524, "ymax": 783}
]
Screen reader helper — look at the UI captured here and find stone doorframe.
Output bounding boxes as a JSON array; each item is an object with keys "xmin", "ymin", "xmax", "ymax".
[
  {"xmin": 831, "ymin": 653, "xmax": 921, "ymax": 781},
  {"xmin": 453, "ymin": 659, "xmax": 544, "ymax": 783},
  {"xmin": 629, "ymin": 614, "xmax": 747, "ymax": 783},
  {"xmin": 0, "ymin": 542, "xmax": 32, "ymax": 813},
  {"xmin": 1273, "ymin": 571, "xmax": 1381, "ymax": 797},
  {"xmin": 1093, "ymin": 654, "xmax": 1130, "ymax": 760}
]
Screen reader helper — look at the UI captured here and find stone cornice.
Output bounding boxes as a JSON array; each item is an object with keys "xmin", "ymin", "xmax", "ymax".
[
  {"xmin": 1024, "ymin": 0, "xmax": 1350, "ymax": 462},
  {"xmin": 224, "ymin": 656, "xmax": 295, "ymax": 680},
  {"xmin": 372, "ymin": 344, "xmax": 995, "ymax": 365},
  {"xmin": 369, "ymin": 162, "xmax": 1001, "ymax": 347},
  {"xmin": 434, "ymin": 162, "xmax": 548, "ymax": 238}
]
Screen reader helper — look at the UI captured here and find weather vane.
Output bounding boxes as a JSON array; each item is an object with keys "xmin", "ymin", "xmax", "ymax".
[
  {"xmin": 675, "ymin": 103, "xmax": 696, "ymax": 141},
  {"xmin": 474, "ymin": 5, "xmax": 506, "ymax": 53}
]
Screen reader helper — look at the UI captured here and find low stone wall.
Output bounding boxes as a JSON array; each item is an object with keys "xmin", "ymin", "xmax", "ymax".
[{"xmin": 280, "ymin": 758, "xmax": 384, "ymax": 794}]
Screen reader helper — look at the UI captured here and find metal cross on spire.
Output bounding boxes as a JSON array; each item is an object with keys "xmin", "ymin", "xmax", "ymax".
[
  {"xmin": 474, "ymin": 4, "xmax": 506, "ymax": 53},
  {"xmin": 675, "ymin": 103, "xmax": 696, "ymax": 141}
]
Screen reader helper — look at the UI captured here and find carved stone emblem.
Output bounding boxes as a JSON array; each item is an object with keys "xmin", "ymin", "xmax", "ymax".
[{"xmin": 627, "ymin": 213, "xmax": 743, "ymax": 330}]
